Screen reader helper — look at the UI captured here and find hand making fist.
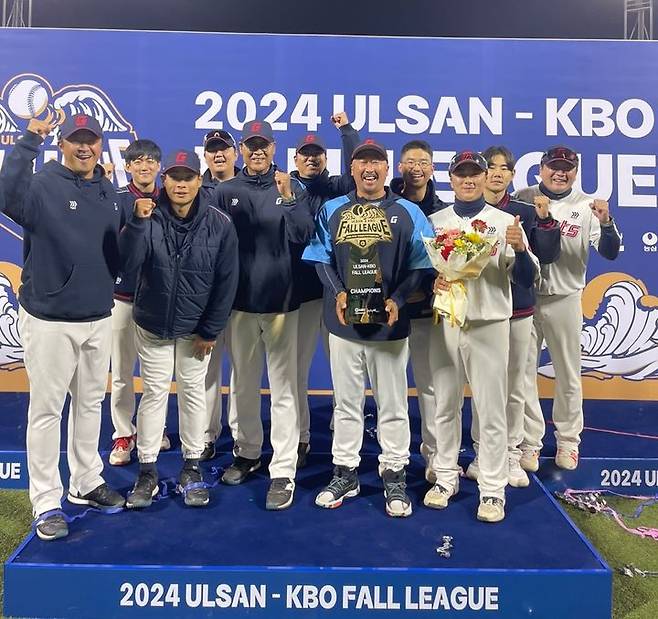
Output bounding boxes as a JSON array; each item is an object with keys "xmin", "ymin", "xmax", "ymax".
[
  {"xmin": 590, "ymin": 199, "xmax": 610, "ymax": 224},
  {"xmin": 533, "ymin": 195, "xmax": 550, "ymax": 219},
  {"xmin": 274, "ymin": 170, "xmax": 293, "ymax": 200},
  {"xmin": 331, "ymin": 112, "xmax": 349, "ymax": 128},
  {"xmin": 134, "ymin": 198, "xmax": 156, "ymax": 219}
]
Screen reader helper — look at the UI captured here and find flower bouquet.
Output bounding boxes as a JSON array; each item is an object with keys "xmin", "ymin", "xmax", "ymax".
[{"xmin": 422, "ymin": 219, "xmax": 498, "ymax": 327}]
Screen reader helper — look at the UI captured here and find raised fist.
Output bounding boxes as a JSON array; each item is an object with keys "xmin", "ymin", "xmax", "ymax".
[
  {"xmin": 331, "ymin": 112, "xmax": 349, "ymax": 128},
  {"xmin": 533, "ymin": 195, "xmax": 550, "ymax": 219},
  {"xmin": 134, "ymin": 198, "xmax": 156, "ymax": 219},
  {"xmin": 274, "ymin": 170, "xmax": 293, "ymax": 200},
  {"xmin": 590, "ymin": 199, "xmax": 610, "ymax": 224}
]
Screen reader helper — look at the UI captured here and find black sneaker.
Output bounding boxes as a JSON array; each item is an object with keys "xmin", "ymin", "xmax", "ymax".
[
  {"xmin": 67, "ymin": 483, "xmax": 125, "ymax": 510},
  {"xmin": 315, "ymin": 465, "xmax": 360, "ymax": 509},
  {"xmin": 296, "ymin": 442, "xmax": 310, "ymax": 469},
  {"xmin": 221, "ymin": 456, "xmax": 261, "ymax": 485},
  {"xmin": 126, "ymin": 470, "xmax": 159, "ymax": 509},
  {"xmin": 382, "ymin": 468, "xmax": 412, "ymax": 517},
  {"xmin": 35, "ymin": 510, "xmax": 68, "ymax": 541},
  {"xmin": 266, "ymin": 478, "xmax": 295, "ymax": 510},
  {"xmin": 199, "ymin": 442, "xmax": 217, "ymax": 462},
  {"xmin": 178, "ymin": 464, "xmax": 209, "ymax": 507}
]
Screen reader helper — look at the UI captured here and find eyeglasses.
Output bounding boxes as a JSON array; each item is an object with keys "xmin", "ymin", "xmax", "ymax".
[
  {"xmin": 129, "ymin": 157, "xmax": 159, "ymax": 166},
  {"xmin": 402, "ymin": 159, "xmax": 432, "ymax": 169}
]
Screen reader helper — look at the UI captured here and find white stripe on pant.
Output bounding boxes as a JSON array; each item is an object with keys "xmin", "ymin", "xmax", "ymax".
[
  {"xmin": 20, "ymin": 306, "xmax": 111, "ymax": 516},
  {"xmin": 408, "ymin": 317, "xmax": 438, "ymax": 465},
  {"xmin": 134, "ymin": 326, "xmax": 210, "ymax": 463},
  {"xmin": 229, "ymin": 310, "xmax": 300, "ymax": 480},
  {"xmin": 522, "ymin": 291, "xmax": 584, "ymax": 452},
  {"xmin": 329, "ymin": 333, "xmax": 410, "ymax": 471},
  {"xmin": 429, "ymin": 319, "xmax": 509, "ymax": 501},
  {"xmin": 471, "ymin": 315, "xmax": 533, "ymax": 463},
  {"xmin": 110, "ymin": 298, "xmax": 137, "ymax": 439}
]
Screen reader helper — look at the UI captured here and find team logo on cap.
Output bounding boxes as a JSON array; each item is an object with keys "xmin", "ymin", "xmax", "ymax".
[
  {"xmin": 74, "ymin": 114, "xmax": 88, "ymax": 127},
  {"xmin": 250, "ymin": 121, "xmax": 262, "ymax": 132},
  {"xmin": 175, "ymin": 152, "xmax": 188, "ymax": 164},
  {"xmin": 304, "ymin": 135, "xmax": 316, "ymax": 143}
]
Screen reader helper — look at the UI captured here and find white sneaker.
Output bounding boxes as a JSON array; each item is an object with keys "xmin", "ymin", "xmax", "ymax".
[
  {"xmin": 109, "ymin": 436, "xmax": 135, "ymax": 466},
  {"xmin": 555, "ymin": 447, "xmax": 579, "ymax": 470},
  {"xmin": 423, "ymin": 481, "xmax": 458, "ymax": 510},
  {"xmin": 477, "ymin": 496, "xmax": 505, "ymax": 523},
  {"xmin": 160, "ymin": 433, "xmax": 171, "ymax": 452},
  {"xmin": 520, "ymin": 449, "xmax": 540, "ymax": 473},
  {"xmin": 508, "ymin": 457, "xmax": 530, "ymax": 488},
  {"xmin": 465, "ymin": 457, "xmax": 479, "ymax": 481}
]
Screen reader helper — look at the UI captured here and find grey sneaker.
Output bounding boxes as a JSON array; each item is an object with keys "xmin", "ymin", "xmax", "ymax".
[
  {"xmin": 382, "ymin": 468, "xmax": 412, "ymax": 517},
  {"xmin": 68, "ymin": 483, "xmax": 125, "ymax": 510},
  {"xmin": 266, "ymin": 477, "xmax": 295, "ymax": 510},
  {"xmin": 199, "ymin": 442, "xmax": 217, "ymax": 462},
  {"xmin": 178, "ymin": 463, "xmax": 209, "ymax": 507},
  {"xmin": 222, "ymin": 456, "xmax": 261, "ymax": 485},
  {"xmin": 35, "ymin": 510, "xmax": 68, "ymax": 541},
  {"xmin": 315, "ymin": 466, "xmax": 360, "ymax": 509},
  {"xmin": 126, "ymin": 470, "xmax": 159, "ymax": 509},
  {"xmin": 477, "ymin": 496, "xmax": 505, "ymax": 522},
  {"xmin": 296, "ymin": 442, "xmax": 310, "ymax": 469}
]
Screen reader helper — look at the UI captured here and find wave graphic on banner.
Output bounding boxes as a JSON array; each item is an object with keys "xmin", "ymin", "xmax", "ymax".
[
  {"xmin": 539, "ymin": 275, "xmax": 658, "ymax": 381},
  {"xmin": 0, "ymin": 102, "xmax": 19, "ymax": 133},
  {"xmin": 0, "ymin": 269, "xmax": 22, "ymax": 370}
]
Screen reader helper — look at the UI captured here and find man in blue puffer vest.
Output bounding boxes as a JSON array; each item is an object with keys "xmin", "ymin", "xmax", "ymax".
[{"xmin": 119, "ymin": 149, "xmax": 239, "ymax": 510}]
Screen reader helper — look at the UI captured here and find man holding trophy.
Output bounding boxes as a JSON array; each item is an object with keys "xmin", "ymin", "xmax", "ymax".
[{"xmin": 303, "ymin": 139, "xmax": 433, "ymax": 518}]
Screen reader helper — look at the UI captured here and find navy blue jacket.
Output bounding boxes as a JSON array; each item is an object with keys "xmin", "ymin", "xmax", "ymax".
[
  {"xmin": 200, "ymin": 167, "xmax": 240, "ymax": 203},
  {"xmin": 0, "ymin": 130, "xmax": 120, "ymax": 321},
  {"xmin": 213, "ymin": 165, "xmax": 314, "ymax": 313},
  {"xmin": 390, "ymin": 177, "xmax": 446, "ymax": 320},
  {"xmin": 290, "ymin": 124, "xmax": 360, "ymax": 304},
  {"xmin": 489, "ymin": 193, "xmax": 561, "ymax": 319},
  {"xmin": 114, "ymin": 182, "xmax": 159, "ymax": 302},
  {"xmin": 303, "ymin": 189, "xmax": 434, "ymax": 342},
  {"xmin": 119, "ymin": 192, "xmax": 239, "ymax": 340}
]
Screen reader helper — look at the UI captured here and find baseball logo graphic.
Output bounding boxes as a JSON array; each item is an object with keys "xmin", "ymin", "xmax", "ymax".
[
  {"xmin": 642, "ymin": 231, "xmax": 657, "ymax": 247},
  {"xmin": 7, "ymin": 78, "xmax": 49, "ymax": 119}
]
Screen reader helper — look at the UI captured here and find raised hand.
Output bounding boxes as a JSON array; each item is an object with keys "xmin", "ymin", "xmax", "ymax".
[
  {"xmin": 506, "ymin": 215, "xmax": 526, "ymax": 252},
  {"xmin": 274, "ymin": 170, "xmax": 293, "ymax": 200},
  {"xmin": 134, "ymin": 198, "xmax": 156, "ymax": 219},
  {"xmin": 534, "ymin": 195, "xmax": 550, "ymax": 219},
  {"xmin": 331, "ymin": 112, "xmax": 349, "ymax": 128},
  {"xmin": 27, "ymin": 118, "xmax": 54, "ymax": 138},
  {"xmin": 590, "ymin": 199, "xmax": 610, "ymax": 224}
]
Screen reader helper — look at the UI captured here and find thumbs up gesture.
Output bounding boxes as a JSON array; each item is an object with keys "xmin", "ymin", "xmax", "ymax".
[
  {"xmin": 134, "ymin": 198, "xmax": 156, "ymax": 219},
  {"xmin": 533, "ymin": 195, "xmax": 550, "ymax": 219},
  {"xmin": 506, "ymin": 215, "xmax": 526, "ymax": 251}
]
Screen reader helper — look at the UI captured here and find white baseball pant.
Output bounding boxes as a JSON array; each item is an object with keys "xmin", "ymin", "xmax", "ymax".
[
  {"xmin": 134, "ymin": 326, "xmax": 210, "ymax": 463},
  {"xmin": 204, "ymin": 331, "xmax": 237, "ymax": 443},
  {"xmin": 19, "ymin": 306, "xmax": 111, "ymax": 516},
  {"xmin": 408, "ymin": 317, "xmax": 438, "ymax": 466},
  {"xmin": 229, "ymin": 310, "xmax": 300, "ymax": 480},
  {"xmin": 522, "ymin": 291, "xmax": 584, "ymax": 452},
  {"xmin": 429, "ymin": 319, "xmax": 509, "ymax": 501},
  {"xmin": 471, "ymin": 315, "xmax": 533, "ymax": 463},
  {"xmin": 329, "ymin": 334, "xmax": 410, "ymax": 471},
  {"xmin": 110, "ymin": 298, "xmax": 137, "ymax": 439}
]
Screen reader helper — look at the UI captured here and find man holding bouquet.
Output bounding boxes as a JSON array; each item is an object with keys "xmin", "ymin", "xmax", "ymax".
[{"xmin": 423, "ymin": 151, "xmax": 537, "ymax": 523}]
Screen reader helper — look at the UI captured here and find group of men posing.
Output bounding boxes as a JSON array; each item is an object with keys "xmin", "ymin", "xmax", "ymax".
[{"xmin": 0, "ymin": 110, "xmax": 620, "ymax": 541}]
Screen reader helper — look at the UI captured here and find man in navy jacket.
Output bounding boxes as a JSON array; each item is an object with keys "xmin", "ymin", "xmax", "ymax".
[
  {"xmin": 0, "ymin": 114, "xmax": 125, "ymax": 540},
  {"xmin": 120, "ymin": 149, "xmax": 238, "ymax": 510}
]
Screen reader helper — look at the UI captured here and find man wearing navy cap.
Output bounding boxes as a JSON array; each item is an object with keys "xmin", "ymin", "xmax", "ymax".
[
  {"xmin": 213, "ymin": 119, "xmax": 314, "ymax": 510},
  {"xmin": 0, "ymin": 114, "xmax": 125, "ymax": 540},
  {"xmin": 120, "ymin": 149, "xmax": 239, "ymax": 510}
]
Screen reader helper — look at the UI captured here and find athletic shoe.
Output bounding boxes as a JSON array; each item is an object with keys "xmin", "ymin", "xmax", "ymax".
[
  {"xmin": 420, "ymin": 443, "xmax": 437, "ymax": 483},
  {"xmin": 266, "ymin": 478, "xmax": 295, "ymax": 510},
  {"xmin": 160, "ymin": 432, "xmax": 171, "ymax": 452},
  {"xmin": 199, "ymin": 442, "xmax": 217, "ymax": 462},
  {"xmin": 68, "ymin": 483, "xmax": 125, "ymax": 509},
  {"xmin": 508, "ymin": 457, "xmax": 530, "ymax": 488},
  {"xmin": 465, "ymin": 457, "xmax": 479, "ymax": 481},
  {"xmin": 423, "ymin": 481, "xmax": 458, "ymax": 510},
  {"xmin": 221, "ymin": 456, "xmax": 261, "ymax": 485},
  {"xmin": 178, "ymin": 464, "xmax": 209, "ymax": 507},
  {"xmin": 477, "ymin": 496, "xmax": 505, "ymax": 523},
  {"xmin": 382, "ymin": 468, "xmax": 412, "ymax": 517},
  {"xmin": 126, "ymin": 470, "xmax": 159, "ymax": 509},
  {"xmin": 555, "ymin": 448, "xmax": 579, "ymax": 471},
  {"xmin": 315, "ymin": 466, "xmax": 360, "ymax": 509},
  {"xmin": 109, "ymin": 436, "xmax": 135, "ymax": 466},
  {"xmin": 35, "ymin": 510, "xmax": 68, "ymax": 541},
  {"xmin": 520, "ymin": 449, "xmax": 540, "ymax": 473},
  {"xmin": 296, "ymin": 442, "xmax": 310, "ymax": 469}
]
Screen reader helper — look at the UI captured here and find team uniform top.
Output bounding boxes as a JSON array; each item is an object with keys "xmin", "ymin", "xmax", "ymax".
[
  {"xmin": 213, "ymin": 165, "xmax": 315, "ymax": 314},
  {"xmin": 0, "ymin": 130, "xmax": 121, "ymax": 322},
  {"xmin": 200, "ymin": 167, "xmax": 240, "ymax": 203},
  {"xmin": 514, "ymin": 184, "xmax": 621, "ymax": 296},
  {"xmin": 303, "ymin": 188, "xmax": 433, "ymax": 342},
  {"xmin": 428, "ymin": 198, "xmax": 537, "ymax": 323}
]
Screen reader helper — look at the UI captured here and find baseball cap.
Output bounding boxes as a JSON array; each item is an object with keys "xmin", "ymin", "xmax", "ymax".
[
  {"xmin": 296, "ymin": 133, "xmax": 327, "ymax": 154},
  {"xmin": 448, "ymin": 150, "xmax": 488, "ymax": 174},
  {"xmin": 351, "ymin": 139, "xmax": 388, "ymax": 161},
  {"xmin": 241, "ymin": 120, "xmax": 274, "ymax": 143},
  {"xmin": 59, "ymin": 113, "xmax": 103, "ymax": 140},
  {"xmin": 162, "ymin": 149, "xmax": 201, "ymax": 175},
  {"xmin": 541, "ymin": 146, "xmax": 578, "ymax": 169},
  {"xmin": 204, "ymin": 130, "xmax": 236, "ymax": 150}
]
